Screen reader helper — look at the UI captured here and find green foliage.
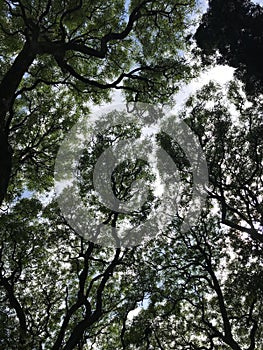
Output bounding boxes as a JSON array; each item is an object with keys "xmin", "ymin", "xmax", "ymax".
[
  {"xmin": 0, "ymin": 1, "xmax": 262, "ymax": 350},
  {"xmin": 181, "ymin": 80, "xmax": 263, "ymax": 241},
  {"xmin": 0, "ymin": 0, "xmax": 198, "ymax": 203}
]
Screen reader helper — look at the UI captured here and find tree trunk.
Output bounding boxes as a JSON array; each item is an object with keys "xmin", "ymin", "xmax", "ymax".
[
  {"xmin": 0, "ymin": 41, "xmax": 37, "ymax": 206},
  {"xmin": 0, "ymin": 128, "xmax": 12, "ymax": 206}
]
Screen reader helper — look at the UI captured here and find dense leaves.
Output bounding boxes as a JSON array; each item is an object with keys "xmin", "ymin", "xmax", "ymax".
[
  {"xmin": 181, "ymin": 80, "xmax": 263, "ymax": 243},
  {"xmin": 90, "ymin": 81, "xmax": 262, "ymax": 350},
  {"xmin": 0, "ymin": 1, "xmax": 262, "ymax": 350},
  {"xmin": 0, "ymin": 0, "xmax": 197, "ymax": 205},
  {"xmin": 194, "ymin": 0, "xmax": 263, "ymax": 96}
]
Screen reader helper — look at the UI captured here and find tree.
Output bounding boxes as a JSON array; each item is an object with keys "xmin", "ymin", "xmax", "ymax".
[
  {"xmin": 0, "ymin": 0, "xmax": 196, "ymax": 206},
  {"xmin": 118, "ymin": 215, "xmax": 262, "ymax": 350},
  {"xmin": 0, "ymin": 196, "xmax": 134, "ymax": 349},
  {"xmin": 0, "ymin": 1, "xmax": 201, "ymax": 348},
  {"xmin": 96, "ymin": 81, "xmax": 262, "ymax": 350},
  {"xmin": 181, "ymin": 80, "xmax": 263, "ymax": 243},
  {"xmin": 0, "ymin": 107, "xmax": 167, "ymax": 349},
  {"xmin": 1, "ymin": 1, "xmax": 262, "ymax": 349},
  {"xmin": 194, "ymin": 0, "xmax": 263, "ymax": 96},
  {"xmin": 1, "ymin": 79, "xmax": 262, "ymax": 349}
]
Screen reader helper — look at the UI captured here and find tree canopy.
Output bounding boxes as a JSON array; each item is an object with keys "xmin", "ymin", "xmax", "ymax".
[
  {"xmin": 0, "ymin": 1, "xmax": 262, "ymax": 350},
  {"xmin": 194, "ymin": 0, "xmax": 263, "ymax": 96},
  {"xmin": 0, "ymin": 0, "xmax": 196, "ymax": 205}
]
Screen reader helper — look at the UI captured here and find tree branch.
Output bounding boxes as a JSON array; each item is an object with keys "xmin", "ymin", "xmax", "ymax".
[
  {"xmin": 0, "ymin": 276, "xmax": 27, "ymax": 343},
  {"xmin": 62, "ymin": 248, "xmax": 122, "ymax": 350}
]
